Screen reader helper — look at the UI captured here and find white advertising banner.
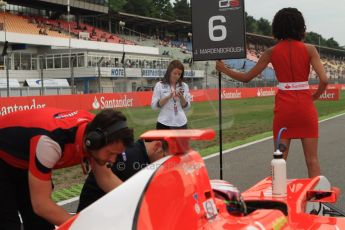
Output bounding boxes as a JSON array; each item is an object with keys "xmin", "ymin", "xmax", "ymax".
[
  {"xmin": 126, "ymin": 68, "xmax": 141, "ymax": 78},
  {"xmin": 0, "ymin": 79, "xmax": 20, "ymax": 88},
  {"xmin": 25, "ymin": 79, "xmax": 70, "ymax": 88}
]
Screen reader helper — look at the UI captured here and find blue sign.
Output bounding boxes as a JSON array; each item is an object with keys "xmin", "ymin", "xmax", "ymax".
[
  {"xmin": 141, "ymin": 69, "xmax": 166, "ymax": 78},
  {"xmin": 111, "ymin": 68, "xmax": 125, "ymax": 77}
]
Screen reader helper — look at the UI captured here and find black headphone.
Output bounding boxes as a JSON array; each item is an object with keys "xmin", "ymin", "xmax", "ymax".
[{"xmin": 84, "ymin": 120, "xmax": 128, "ymax": 151}]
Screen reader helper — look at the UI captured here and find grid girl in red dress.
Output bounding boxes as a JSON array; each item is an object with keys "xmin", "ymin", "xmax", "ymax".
[{"xmin": 216, "ymin": 8, "xmax": 328, "ymax": 178}]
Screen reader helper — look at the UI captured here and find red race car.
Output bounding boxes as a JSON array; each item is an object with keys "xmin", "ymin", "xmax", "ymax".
[{"xmin": 58, "ymin": 129, "xmax": 345, "ymax": 229}]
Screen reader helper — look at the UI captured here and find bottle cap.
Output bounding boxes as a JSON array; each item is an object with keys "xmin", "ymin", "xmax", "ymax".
[{"xmin": 273, "ymin": 149, "xmax": 283, "ymax": 159}]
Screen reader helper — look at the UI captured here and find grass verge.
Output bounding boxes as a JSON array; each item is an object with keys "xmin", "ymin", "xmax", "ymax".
[{"xmin": 53, "ymin": 92, "xmax": 345, "ymax": 202}]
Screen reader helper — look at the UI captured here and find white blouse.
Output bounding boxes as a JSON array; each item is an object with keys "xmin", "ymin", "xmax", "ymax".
[{"xmin": 151, "ymin": 81, "xmax": 191, "ymax": 127}]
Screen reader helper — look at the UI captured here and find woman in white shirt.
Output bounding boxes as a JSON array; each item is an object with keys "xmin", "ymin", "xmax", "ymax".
[{"xmin": 151, "ymin": 60, "xmax": 191, "ymax": 129}]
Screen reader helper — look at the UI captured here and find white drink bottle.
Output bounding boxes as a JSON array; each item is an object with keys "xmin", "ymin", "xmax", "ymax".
[
  {"xmin": 271, "ymin": 149, "xmax": 286, "ymax": 196},
  {"xmin": 272, "ymin": 127, "xmax": 287, "ymax": 197}
]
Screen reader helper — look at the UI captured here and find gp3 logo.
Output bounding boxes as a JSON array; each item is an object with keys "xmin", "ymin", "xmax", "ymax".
[{"xmin": 219, "ymin": 0, "xmax": 240, "ymax": 9}]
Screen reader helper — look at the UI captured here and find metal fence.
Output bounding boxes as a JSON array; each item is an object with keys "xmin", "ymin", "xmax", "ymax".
[
  {"xmin": 0, "ymin": 87, "xmax": 73, "ymax": 97},
  {"xmin": 1, "ymin": 78, "xmax": 344, "ymax": 98}
]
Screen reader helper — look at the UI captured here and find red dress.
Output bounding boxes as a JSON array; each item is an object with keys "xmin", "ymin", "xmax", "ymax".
[{"xmin": 271, "ymin": 40, "xmax": 318, "ymax": 139}]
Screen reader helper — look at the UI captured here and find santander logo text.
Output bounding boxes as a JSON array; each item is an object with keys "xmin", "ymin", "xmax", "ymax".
[
  {"xmin": 257, "ymin": 88, "xmax": 276, "ymax": 97},
  {"xmin": 311, "ymin": 89, "xmax": 339, "ymax": 101},
  {"xmin": 221, "ymin": 90, "xmax": 242, "ymax": 99},
  {"xmin": 319, "ymin": 92, "xmax": 336, "ymax": 100},
  {"xmin": 92, "ymin": 95, "xmax": 134, "ymax": 110},
  {"xmin": 0, "ymin": 99, "xmax": 46, "ymax": 116}
]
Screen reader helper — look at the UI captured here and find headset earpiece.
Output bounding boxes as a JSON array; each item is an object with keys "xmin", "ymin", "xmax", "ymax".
[
  {"xmin": 84, "ymin": 121, "xmax": 128, "ymax": 151},
  {"xmin": 84, "ymin": 128, "xmax": 106, "ymax": 151}
]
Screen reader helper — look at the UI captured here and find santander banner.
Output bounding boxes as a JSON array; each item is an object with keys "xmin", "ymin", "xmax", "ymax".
[
  {"xmin": 0, "ymin": 86, "xmax": 341, "ymax": 116},
  {"xmin": 311, "ymin": 89, "xmax": 340, "ymax": 101}
]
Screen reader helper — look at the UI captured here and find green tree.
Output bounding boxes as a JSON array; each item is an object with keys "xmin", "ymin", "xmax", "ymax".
[
  {"xmin": 245, "ymin": 13, "xmax": 258, "ymax": 33},
  {"xmin": 109, "ymin": 0, "xmax": 127, "ymax": 12},
  {"xmin": 256, "ymin": 18, "xmax": 271, "ymax": 36},
  {"xmin": 124, "ymin": 0, "xmax": 152, "ymax": 16},
  {"xmin": 173, "ymin": 0, "xmax": 191, "ymax": 21},
  {"xmin": 150, "ymin": 0, "xmax": 175, "ymax": 20},
  {"xmin": 305, "ymin": 32, "xmax": 322, "ymax": 45},
  {"xmin": 325, "ymin": 37, "xmax": 339, "ymax": 48}
]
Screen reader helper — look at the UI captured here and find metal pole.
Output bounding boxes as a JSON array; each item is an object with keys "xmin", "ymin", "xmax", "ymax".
[
  {"xmin": 205, "ymin": 62, "xmax": 208, "ymax": 89},
  {"xmin": 218, "ymin": 71, "xmax": 223, "ymax": 180},
  {"xmin": 40, "ymin": 55, "xmax": 44, "ymax": 95},
  {"xmin": 119, "ymin": 21, "xmax": 127, "ymax": 93},
  {"xmin": 5, "ymin": 55, "xmax": 9, "ymax": 96},
  {"xmin": 140, "ymin": 62, "xmax": 143, "ymax": 90},
  {"xmin": 191, "ymin": 61, "xmax": 194, "ymax": 89},
  {"xmin": 67, "ymin": 0, "xmax": 74, "ymax": 94},
  {"xmin": 123, "ymin": 57, "xmax": 126, "ymax": 92},
  {"xmin": 97, "ymin": 63, "xmax": 101, "ymax": 93},
  {"xmin": 122, "ymin": 36, "xmax": 126, "ymax": 92},
  {"xmin": 2, "ymin": 3, "xmax": 9, "ymax": 97},
  {"xmin": 71, "ymin": 54, "xmax": 75, "ymax": 93},
  {"xmin": 108, "ymin": 14, "xmax": 111, "ymax": 33},
  {"xmin": 97, "ymin": 56, "xmax": 104, "ymax": 93}
]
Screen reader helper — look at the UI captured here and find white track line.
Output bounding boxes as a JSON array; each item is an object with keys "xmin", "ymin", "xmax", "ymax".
[{"xmin": 57, "ymin": 196, "xmax": 80, "ymax": 206}]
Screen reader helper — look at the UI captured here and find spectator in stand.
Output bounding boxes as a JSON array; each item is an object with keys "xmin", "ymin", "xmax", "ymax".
[
  {"xmin": 151, "ymin": 60, "xmax": 191, "ymax": 129},
  {"xmin": 216, "ymin": 8, "xmax": 328, "ymax": 178},
  {"xmin": 92, "ymin": 28, "xmax": 96, "ymax": 36}
]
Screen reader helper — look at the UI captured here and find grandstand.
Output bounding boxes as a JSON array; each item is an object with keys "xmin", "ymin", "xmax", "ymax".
[
  {"xmin": 0, "ymin": 12, "xmax": 68, "ymax": 38},
  {"xmin": 0, "ymin": 1, "xmax": 344, "ymax": 97},
  {"xmin": 0, "ymin": 1, "xmax": 207, "ymax": 96}
]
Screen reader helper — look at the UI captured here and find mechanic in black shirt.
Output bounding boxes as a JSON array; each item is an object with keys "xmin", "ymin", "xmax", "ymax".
[{"xmin": 77, "ymin": 139, "xmax": 166, "ymax": 211}]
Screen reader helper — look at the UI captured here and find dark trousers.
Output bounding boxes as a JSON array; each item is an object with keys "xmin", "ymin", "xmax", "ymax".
[
  {"xmin": 77, "ymin": 172, "xmax": 105, "ymax": 212},
  {"xmin": 156, "ymin": 122, "xmax": 187, "ymax": 130},
  {"xmin": 0, "ymin": 159, "xmax": 54, "ymax": 230}
]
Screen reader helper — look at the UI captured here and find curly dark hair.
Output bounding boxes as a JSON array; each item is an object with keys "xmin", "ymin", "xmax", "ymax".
[
  {"xmin": 272, "ymin": 8, "xmax": 306, "ymax": 41},
  {"xmin": 162, "ymin": 60, "xmax": 185, "ymax": 86},
  {"xmin": 85, "ymin": 109, "xmax": 134, "ymax": 149}
]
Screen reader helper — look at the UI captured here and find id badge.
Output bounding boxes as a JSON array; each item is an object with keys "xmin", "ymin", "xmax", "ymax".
[{"xmin": 174, "ymin": 102, "xmax": 178, "ymax": 115}]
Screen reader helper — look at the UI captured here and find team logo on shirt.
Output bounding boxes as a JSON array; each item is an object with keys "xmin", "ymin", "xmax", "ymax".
[{"xmin": 54, "ymin": 111, "xmax": 79, "ymax": 119}]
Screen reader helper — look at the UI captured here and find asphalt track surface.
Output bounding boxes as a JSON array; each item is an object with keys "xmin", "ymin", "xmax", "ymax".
[{"xmin": 61, "ymin": 113, "xmax": 345, "ymax": 213}]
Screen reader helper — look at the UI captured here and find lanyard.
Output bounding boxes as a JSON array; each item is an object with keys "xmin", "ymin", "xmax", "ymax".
[{"xmin": 171, "ymin": 85, "xmax": 178, "ymax": 116}]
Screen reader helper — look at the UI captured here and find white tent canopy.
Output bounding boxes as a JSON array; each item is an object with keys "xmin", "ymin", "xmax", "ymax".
[{"xmin": 24, "ymin": 79, "xmax": 70, "ymax": 88}]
